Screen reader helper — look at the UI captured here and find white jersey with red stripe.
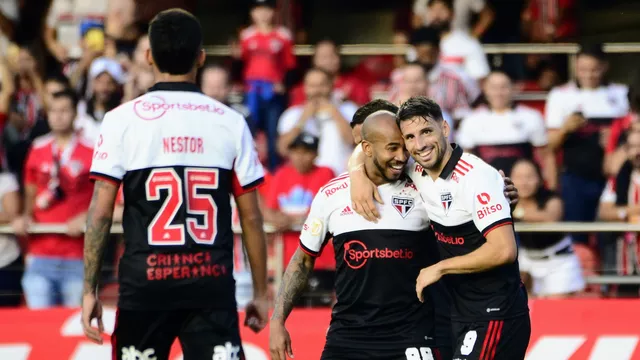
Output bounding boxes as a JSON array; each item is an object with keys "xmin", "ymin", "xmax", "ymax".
[{"xmin": 404, "ymin": 145, "xmax": 529, "ymax": 321}]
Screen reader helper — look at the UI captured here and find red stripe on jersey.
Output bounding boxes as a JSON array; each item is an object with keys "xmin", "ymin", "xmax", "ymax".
[
  {"xmin": 488, "ymin": 320, "xmax": 505, "ymax": 360},
  {"xmin": 433, "ymin": 348, "xmax": 442, "ymax": 360},
  {"xmin": 479, "ymin": 320, "xmax": 495, "ymax": 360},
  {"xmin": 112, "ymin": 309, "xmax": 120, "ymax": 360},
  {"xmin": 454, "ymin": 168, "xmax": 465, "ymax": 176},
  {"xmin": 483, "ymin": 221, "xmax": 513, "ymax": 238},
  {"xmin": 89, "ymin": 173, "xmax": 121, "ymax": 187},
  {"xmin": 320, "ymin": 174, "xmax": 349, "ymax": 192},
  {"xmin": 456, "ymin": 162, "xmax": 470, "ymax": 172},
  {"xmin": 459, "ymin": 159, "xmax": 474, "ymax": 169},
  {"xmin": 299, "ymin": 243, "xmax": 319, "ymax": 258}
]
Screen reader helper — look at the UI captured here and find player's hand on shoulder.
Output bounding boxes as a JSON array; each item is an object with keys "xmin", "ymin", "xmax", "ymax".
[
  {"xmin": 350, "ymin": 168, "xmax": 383, "ymax": 223},
  {"xmin": 244, "ymin": 295, "xmax": 269, "ymax": 333},
  {"xmin": 499, "ymin": 170, "xmax": 519, "ymax": 207},
  {"xmin": 270, "ymin": 321, "xmax": 294, "ymax": 360}
]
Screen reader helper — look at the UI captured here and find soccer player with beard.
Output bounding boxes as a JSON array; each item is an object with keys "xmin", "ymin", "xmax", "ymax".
[
  {"xmin": 350, "ymin": 97, "xmax": 530, "ymax": 360},
  {"xmin": 270, "ymin": 112, "xmax": 445, "ymax": 360}
]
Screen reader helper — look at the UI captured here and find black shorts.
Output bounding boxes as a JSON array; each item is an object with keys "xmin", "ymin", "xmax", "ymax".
[
  {"xmin": 321, "ymin": 345, "xmax": 448, "ymax": 360},
  {"xmin": 111, "ymin": 308, "xmax": 244, "ymax": 360},
  {"xmin": 451, "ymin": 315, "xmax": 531, "ymax": 360}
]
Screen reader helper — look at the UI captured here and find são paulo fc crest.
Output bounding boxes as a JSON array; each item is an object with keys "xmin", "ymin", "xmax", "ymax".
[
  {"xmin": 441, "ymin": 191, "xmax": 453, "ymax": 215},
  {"xmin": 392, "ymin": 196, "xmax": 414, "ymax": 218}
]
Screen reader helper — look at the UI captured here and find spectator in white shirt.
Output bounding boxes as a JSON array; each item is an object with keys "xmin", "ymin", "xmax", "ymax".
[
  {"xmin": 277, "ymin": 68, "xmax": 357, "ymax": 175},
  {"xmin": 427, "ymin": 0, "xmax": 490, "ymax": 80},
  {"xmin": 546, "ymin": 44, "xmax": 629, "ymax": 244},
  {"xmin": 413, "ymin": 0, "xmax": 494, "ymax": 38},
  {"xmin": 0, "ymin": 171, "xmax": 21, "ymax": 307},
  {"xmin": 457, "ymin": 70, "xmax": 557, "ymax": 188}
]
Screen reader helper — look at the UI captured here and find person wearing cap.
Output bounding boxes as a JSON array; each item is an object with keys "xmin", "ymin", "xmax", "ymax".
[
  {"xmin": 546, "ymin": 44, "xmax": 629, "ymax": 247},
  {"xmin": 264, "ymin": 132, "xmax": 336, "ymax": 304},
  {"xmin": 83, "ymin": 57, "xmax": 124, "ymax": 122},
  {"xmin": 240, "ymin": 0, "xmax": 296, "ymax": 170}
]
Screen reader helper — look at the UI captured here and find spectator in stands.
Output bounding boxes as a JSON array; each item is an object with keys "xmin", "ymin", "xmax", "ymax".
[
  {"xmin": 123, "ymin": 35, "xmax": 154, "ymax": 102},
  {"xmin": 511, "ymin": 158, "xmax": 584, "ymax": 298},
  {"xmin": 83, "ymin": 57, "xmax": 124, "ymax": 122},
  {"xmin": 457, "ymin": 70, "xmax": 557, "ymax": 188},
  {"xmin": 200, "ymin": 64, "xmax": 252, "ymax": 124},
  {"xmin": 289, "ymin": 39, "xmax": 371, "ymax": 107},
  {"xmin": 240, "ymin": 0, "xmax": 296, "ymax": 171},
  {"xmin": 546, "ymin": 44, "xmax": 629, "ymax": 244},
  {"xmin": 13, "ymin": 89, "xmax": 95, "ymax": 309},
  {"xmin": 277, "ymin": 68, "xmax": 357, "ymax": 176},
  {"xmin": 265, "ymin": 133, "xmax": 336, "ymax": 306},
  {"xmin": 426, "ymin": 0, "xmax": 490, "ymax": 80},
  {"xmin": 0, "ymin": 170, "xmax": 22, "ymax": 307},
  {"xmin": 405, "ymin": 26, "xmax": 480, "ymax": 121},
  {"xmin": 598, "ymin": 130, "xmax": 640, "ymax": 297},
  {"xmin": 605, "ymin": 74, "xmax": 640, "ymax": 177},
  {"xmin": 523, "ymin": 0, "xmax": 578, "ymax": 42},
  {"xmin": 0, "ymin": 56, "xmax": 14, "ymax": 133},
  {"xmin": 413, "ymin": 0, "xmax": 494, "ymax": 38}
]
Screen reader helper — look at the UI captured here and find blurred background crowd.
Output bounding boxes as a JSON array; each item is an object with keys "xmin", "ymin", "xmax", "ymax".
[{"xmin": 0, "ymin": 0, "xmax": 640, "ymax": 310}]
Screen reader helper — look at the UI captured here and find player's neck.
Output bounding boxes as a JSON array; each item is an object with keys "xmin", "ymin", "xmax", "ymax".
[
  {"xmin": 364, "ymin": 161, "xmax": 388, "ymax": 187},
  {"xmin": 153, "ymin": 72, "xmax": 197, "ymax": 84},
  {"xmin": 425, "ymin": 144, "xmax": 454, "ymax": 181},
  {"xmin": 255, "ymin": 23, "xmax": 273, "ymax": 32}
]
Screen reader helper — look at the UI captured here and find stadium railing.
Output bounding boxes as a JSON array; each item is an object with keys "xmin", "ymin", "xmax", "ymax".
[{"xmin": 2, "ymin": 222, "xmax": 640, "ymax": 287}]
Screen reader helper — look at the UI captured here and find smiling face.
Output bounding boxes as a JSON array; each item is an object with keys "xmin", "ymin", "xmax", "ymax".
[
  {"xmin": 399, "ymin": 115, "xmax": 449, "ymax": 171},
  {"xmin": 362, "ymin": 114, "xmax": 408, "ymax": 183}
]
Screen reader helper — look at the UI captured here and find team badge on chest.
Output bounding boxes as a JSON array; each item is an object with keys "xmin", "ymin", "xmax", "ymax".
[
  {"xmin": 392, "ymin": 196, "xmax": 414, "ymax": 218},
  {"xmin": 441, "ymin": 191, "xmax": 453, "ymax": 215}
]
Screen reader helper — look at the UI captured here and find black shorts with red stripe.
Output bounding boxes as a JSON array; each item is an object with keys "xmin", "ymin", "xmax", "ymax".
[{"xmin": 451, "ymin": 315, "xmax": 531, "ymax": 360}]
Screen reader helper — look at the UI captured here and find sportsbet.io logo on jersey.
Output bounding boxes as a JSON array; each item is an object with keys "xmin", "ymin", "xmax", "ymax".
[
  {"xmin": 476, "ymin": 192, "xmax": 503, "ymax": 219},
  {"xmin": 133, "ymin": 95, "xmax": 225, "ymax": 120},
  {"xmin": 343, "ymin": 240, "xmax": 414, "ymax": 270}
]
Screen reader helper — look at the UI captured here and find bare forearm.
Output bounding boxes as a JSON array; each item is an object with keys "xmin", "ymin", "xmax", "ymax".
[
  {"xmin": 548, "ymin": 129, "xmax": 568, "ymax": 151},
  {"xmin": 240, "ymin": 205, "xmax": 268, "ymax": 297},
  {"xmin": 23, "ymin": 186, "xmax": 36, "ymax": 217},
  {"xmin": 83, "ymin": 204, "xmax": 113, "ymax": 294},
  {"xmin": 272, "ymin": 249, "xmax": 314, "ymax": 323},
  {"xmin": 277, "ymin": 128, "xmax": 303, "ymax": 156},
  {"xmin": 331, "ymin": 109, "xmax": 354, "ymax": 144},
  {"xmin": 347, "ymin": 143, "xmax": 366, "ymax": 172},
  {"xmin": 599, "ymin": 203, "xmax": 627, "ymax": 221},
  {"xmin": 438, "ymin": 238, "xmax": 515, "ymax": 275},
  {"xmin": 472, "ymin": 8, "xmax": 494, "ymax": 37},
  {"xmin": 542, "ymin": 150, "xmax": 558, "ymax": 189}
]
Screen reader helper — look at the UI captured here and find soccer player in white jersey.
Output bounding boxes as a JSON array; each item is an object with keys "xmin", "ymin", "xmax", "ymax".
[
  {"xmin": 81, "ymin": 9, "xmax": 269, "ymax": 360},
  {"xmin": 351, "ymin": 97, "xmax": 530, "ymax": 360},
  {"xmin": 270, "ymin": 112, "xmax": 448, "ymax": 360}
]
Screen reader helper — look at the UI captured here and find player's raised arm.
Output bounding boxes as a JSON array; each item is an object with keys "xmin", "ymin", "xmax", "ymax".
[
  {"xmin": 416, "ymin": 167, "xmax": 516, "ymax": 301},
  {"xmin": 270, "ymin": 192, "xmax": 328, "ymax": 360},
  {"xmin": 83, "ymin": 113, "xmax": 125, "ymax": 343},
  {"xmin": 233, "ymin": 118, "xmax": 269, "ymax": 333}
]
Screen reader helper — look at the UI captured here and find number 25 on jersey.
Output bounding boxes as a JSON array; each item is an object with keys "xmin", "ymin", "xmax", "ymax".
[{"xmin": 145, "ymin": 168, "xmax": 219, "ymax": 246}]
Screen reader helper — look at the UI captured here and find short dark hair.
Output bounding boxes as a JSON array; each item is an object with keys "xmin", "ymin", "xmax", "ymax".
[
  {"xmin": 45, "ymin": 74, "xmax": 71, "ymax": 88},
  {"xmin": 148, "ymin": 9, "xmax": 203, "ymax": 75},
  {"xmin": 396, "ymin": 96, "xmax": 444, "ymax": 126},
  {"xmin": 578, "ymin": 43, "xmax": 606, "ymax": 62},
  {"xmin": 51, "ymin": 89, "xmax": 79, "ymax": 109},
  {"xmin": 410, "ymin": 26, "xmax": 441, "ymax": 47},
  {"xmin": 427, "ymin": 0, "xmax": 453, "ymax": 10},
  {"xmin": 351, "ymin": 99, "xmax": 399, "ymax": 128}
]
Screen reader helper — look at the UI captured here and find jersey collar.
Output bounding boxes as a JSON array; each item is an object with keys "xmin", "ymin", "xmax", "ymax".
[
  {"xmin": 438, "ymin": 143, "xmax": 463, "ymax": 179},
  {"xmin": 148, "ymin": 82, "xmax": 202, "ymax": 93}
]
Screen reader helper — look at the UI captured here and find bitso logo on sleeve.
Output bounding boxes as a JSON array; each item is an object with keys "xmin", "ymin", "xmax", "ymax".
[{"xmin": 392, "ymin": 196, "xmax": 414, "ymax": 218}]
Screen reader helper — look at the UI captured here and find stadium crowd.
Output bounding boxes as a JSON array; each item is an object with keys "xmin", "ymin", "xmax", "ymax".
[{"xmin": 0, "ymin": 0, "xmax": 638, "ymax": 311}]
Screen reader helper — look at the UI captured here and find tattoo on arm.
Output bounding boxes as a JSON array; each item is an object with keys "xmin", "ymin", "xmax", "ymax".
[
  {"xmin": 83, "ymin": 181, "xmax": 115, "ymax": 295},
  {"xmin": 272, "ymin": 249, "xmax": 315, "ymax": 322}
]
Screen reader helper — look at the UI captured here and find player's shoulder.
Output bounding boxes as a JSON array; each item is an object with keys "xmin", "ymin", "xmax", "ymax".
[
  {"xmin": 317, "ymin": 172, "xmax": 350, "ymax": 200},
  {"xmin": 457, "ymin": 152, "xmax": 498, "ymax": 180},
  {"xmin": 31, "ymin": 133, "xmax": 55, "ymax": 150},
  {"xmin": 77, "ymin": 132, "xmax": 96, "ymax": 150},
  {"xmin": 240, "ymin": 26, "xmax": 257, "ymax": 40},
  {"xmin": 550, "ymin": 82, "xmax": 578, "ymax": 96},
  {"xmin": 606, "ymin": 82, "xmax": 629, "ymax": 94},
  {"xmin": 514, "ymin": 104, "xmax": 543, "ymax": 119}
]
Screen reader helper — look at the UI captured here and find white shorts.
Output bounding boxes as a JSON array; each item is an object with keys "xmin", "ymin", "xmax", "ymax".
[{"xmin": 518, "ymin": 236, "xmax": 585, "ymax": 297}]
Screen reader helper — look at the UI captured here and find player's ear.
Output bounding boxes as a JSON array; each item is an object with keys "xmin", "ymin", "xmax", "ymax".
[
  {"xmin": 442, "ymin": 119, "xmax": 450, "ymax": 138},
  {"xmin": 197, "ymin": 49, "xmax": 206, "ymax": 68},
  {"xmin": 146, "ymin": 48, "xmax": 154, "ymax": 67},
  {"xmin": 362, "ymin": 140, "xmax": 373, "ymax": 157}
]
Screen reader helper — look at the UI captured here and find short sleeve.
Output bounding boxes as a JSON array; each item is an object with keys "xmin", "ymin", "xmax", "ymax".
[
  {"xmin": 465, "ymin": 40, "xmax": 490, "ymax": 80},
  {"xmin": 277, "ymin": 107, "xmax": 302, "ymax": 135},
  {"xmin": 600, "ymin": 179, "xmax": 617, "ymax": 204},
  {"xmin": 545, "ymin": 89, "xmax": 567, "ymax": 129},
  {"xmin": 0, "ymin": 173, "xmax": 19, "ymax": 196},
  {"xmin": 232, "ymin": 119, "xmax": 265, "ymax": 197},
  {"xmin": 299, "ymin": 192, "xmax": 331, "ymax": 257},
  {"xmin": 89, "ymin": 112, "xmax": 126, "ymax": 185},
  {"xmin": 526, "ymin": 108, "xmax": 548, "ymax": 147},
  {"xmin": 464, "ymin": 165, "xmax": 512, "ymax": 236}
]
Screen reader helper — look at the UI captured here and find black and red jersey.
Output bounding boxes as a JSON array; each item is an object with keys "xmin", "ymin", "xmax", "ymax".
[{"xmin": 89, "ymin": 82, "xmax": 265, "ymax": 310}]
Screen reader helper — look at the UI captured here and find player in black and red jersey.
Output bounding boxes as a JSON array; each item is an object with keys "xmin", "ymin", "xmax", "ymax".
[{"xmin": 81, "ymin": 9, "xmax": 268, "ymax": 360}]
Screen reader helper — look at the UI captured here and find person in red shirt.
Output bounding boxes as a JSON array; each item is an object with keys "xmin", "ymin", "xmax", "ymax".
[
  {"xmin": 12, "ymin": 89, "xmax": 95, "ymax": 309},
  {"xmin": 265, "ymin": 132, "xmax": 336, "ymax": 306},
  {"xmin": 289, "ymin": 40, "xmax": 371, "ymax": 107},
  {"xmin": 240, "ymin": 0, "xmax": 296, "ymax": 170},
  {"xmin": 605, "ymin": 76, "xmax": 640, "ymax": 177}
]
